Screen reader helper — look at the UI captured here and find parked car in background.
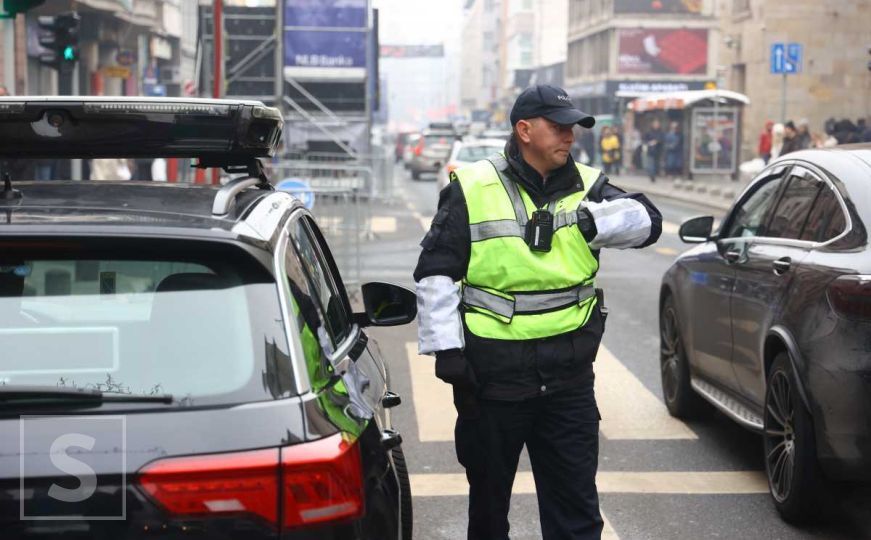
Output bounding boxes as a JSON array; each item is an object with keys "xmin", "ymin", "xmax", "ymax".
[
  {"xmin": 435, "ymin": 138, "xmax": 507, "ymax": 191},
  {"xmin": 402, "ymin": 133, "xmax": 421, "ymax": 169},
  {"xmin": 0, "ymin": 97, "xmax": 415, "ymax": 540},
  {"xmin": 659, "ymin": 145, "xmax": 871, "ymax": 524},
  {"xmin": 408, "ymin": 128, "xmax": 456, "ymax": 180},
  {"xmin": 394, "ymin": 131, "xmax": 417, "ymax": 163}
]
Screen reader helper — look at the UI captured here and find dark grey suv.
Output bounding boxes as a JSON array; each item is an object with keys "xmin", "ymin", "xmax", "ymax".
[
  {"xmin": 659, "ymin": 145, "xmax": 871, "ymax": 523},
  {"xmin": 0, "ymin": 97, "xmax": 414, "ymax": 539}
]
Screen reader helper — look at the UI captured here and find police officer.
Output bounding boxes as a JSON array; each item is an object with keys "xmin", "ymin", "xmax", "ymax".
[{"xmin": 414, "ymin": 85, "xmax": 662, "ymax": 540}]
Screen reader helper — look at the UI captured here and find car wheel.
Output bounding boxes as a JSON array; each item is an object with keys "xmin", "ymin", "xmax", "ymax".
[
  {"xmin": 392, "ymin": 446, "xmax": 413, "ymax": 540},
  {"xmin": 660, "ymin": 294, "xmax": 707, "ymax": 418},
  {"xmin": 764, "ymin": 352, "xmax": 823, "ymax": 523},
  {"xmin": 411, "ymin": 170, "xmax": 420, "ymax": 181}
]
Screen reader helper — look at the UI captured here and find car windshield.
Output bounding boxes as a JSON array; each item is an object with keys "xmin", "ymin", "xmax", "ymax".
[
  {"xmin": 456, "ymin": 145, "xmax": 504, "ymax": 162},
  {"xmin": 0, "ymin": 239, "xmax": 294, "ymax": 408}
]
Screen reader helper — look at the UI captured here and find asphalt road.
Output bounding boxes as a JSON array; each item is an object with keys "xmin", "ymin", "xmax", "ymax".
[{"xmin": 351, "ymin": 165, "xmax": 871, "ymax": 540}]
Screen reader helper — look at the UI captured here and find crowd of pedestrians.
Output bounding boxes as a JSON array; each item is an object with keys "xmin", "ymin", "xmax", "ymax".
[{"xmin": 758, "ymin": 116, "xmax": 870, "ymax": 164}]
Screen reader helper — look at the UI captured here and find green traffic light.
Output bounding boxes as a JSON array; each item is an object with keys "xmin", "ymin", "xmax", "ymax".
[{"xmin": 63, "ymin": 45, "xmax": 75, "ymax": 61}]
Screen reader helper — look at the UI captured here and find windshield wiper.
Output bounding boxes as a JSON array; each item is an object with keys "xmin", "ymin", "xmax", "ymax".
[{"xmin": 0, "ymin": 385, "xmax": 174, "ymax": 405}]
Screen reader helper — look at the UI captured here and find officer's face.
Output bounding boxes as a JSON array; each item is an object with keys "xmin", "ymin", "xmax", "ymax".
[{"xmin": 517, "ymin": 118, "xmax": 575, "ymax": 171}]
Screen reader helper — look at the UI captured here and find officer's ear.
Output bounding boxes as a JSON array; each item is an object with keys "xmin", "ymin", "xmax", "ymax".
[{"xmin": 515, "ymin": 119, "xmax": 535, "ymax": 144}]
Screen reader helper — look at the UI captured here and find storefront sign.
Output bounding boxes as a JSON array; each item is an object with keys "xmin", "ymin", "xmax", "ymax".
[
  {"xmin": 115, "ymin": 50, "xmax": 135, "ymax": 66},
  {"xmin": 617, "ymin": 29, "xmax": 708, "ymax": 75},
  {"xmin": 615, "ymin": 0, "xmax": 704, "ymax": 14},
  {"xmin": 610, "ymin": 80, "xmax": 708, "ymax": 95},
  {"xmin": 102, "ymin": 66, "xmax": 132, "ymax": 79},
  {"xmin": 151, "ymin": 36, "xmax": 173, "ymax": 60}
]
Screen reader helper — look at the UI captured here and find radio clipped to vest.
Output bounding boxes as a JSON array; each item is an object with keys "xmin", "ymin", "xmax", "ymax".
[{"xmin": 525, "ymin": 209, "xmax": 554, "ymax": 252}]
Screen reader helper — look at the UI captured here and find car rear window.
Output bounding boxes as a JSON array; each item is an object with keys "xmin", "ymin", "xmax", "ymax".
[
  {"xmin": 425, "ymin": 135, "xmax": 452, "ymax": 146},
  {"xmin": 0, "ymin": 238, "xmax": 295, "ymax": 407},
  {"xmin": 456, "ymin": 145, "xmax": 504, "ymax": 162}
]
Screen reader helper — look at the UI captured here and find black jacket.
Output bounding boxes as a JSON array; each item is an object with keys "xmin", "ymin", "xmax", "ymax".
[{"xmin": 414, "ymin": 138, "xmax": 662, "ymax": 401}]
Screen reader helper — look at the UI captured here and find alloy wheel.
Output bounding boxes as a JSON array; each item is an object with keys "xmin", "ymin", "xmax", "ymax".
[
  {"xmin": 660, "ymin": 305, "xmax": 682, "ymax": 404},
  {"xmin": 765, "ymin": 369, "xmax": 796, "ymax": 503}
]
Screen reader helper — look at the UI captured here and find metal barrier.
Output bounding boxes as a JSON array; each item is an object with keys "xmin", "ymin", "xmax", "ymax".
[{"xmin": 270, "ymin": 144, "xmax": 396, "ymax": 297}]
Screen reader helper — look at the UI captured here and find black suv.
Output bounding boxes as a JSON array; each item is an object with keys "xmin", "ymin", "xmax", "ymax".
[{"xmin": 0, "ymin": 97, "xmax": 414, "ymax": 539}]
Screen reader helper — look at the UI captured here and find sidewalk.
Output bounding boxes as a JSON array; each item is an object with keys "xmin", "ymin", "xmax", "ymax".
[{"xmin": 609, "ymin": 172, "xmax": 751, "ymax": 212}]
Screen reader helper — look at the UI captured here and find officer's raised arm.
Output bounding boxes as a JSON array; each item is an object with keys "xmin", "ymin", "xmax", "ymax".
[{"xmin": 579, "ymin": 173, "xmax": 663, "ymax": 250}]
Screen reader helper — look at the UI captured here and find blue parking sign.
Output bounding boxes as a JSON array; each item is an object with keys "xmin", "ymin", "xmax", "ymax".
[
  {"xmin": 771, "ymin": 42, "xmax": 802, "ymax": 74},
  {"xmin": 276, "ymin": 178, "xmax": 315, "ymax": 210}
]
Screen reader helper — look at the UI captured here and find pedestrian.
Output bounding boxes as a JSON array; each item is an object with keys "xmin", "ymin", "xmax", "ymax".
[
  {"xmin": 780, "ymin": 121, "xmax": 799, "ymax": 156},
  {"xmin": 796, "ymin": 118, "xmax": 811, "ymax": 150},
  {"xmin": 758, "ymin": 120, "xmax": 773, "ymax": 164},
  {"xmin": 414, "ymin": 84, "xmax": 663, "ymax": 540},
  {"xmin": 600, "ymin": 126, "xmax": 621, "ymax": 175},
  {"xmin": 642, "ymin": 119, "xmax": 664, "ymax": 182},
  {"xmin": 664, "ymin": 121, "xmax": 683, "ymax": 177},
  {"xmin": 579, "ymin": 126, "xmax": 596, "ymax": 166},
  {"xmin": 770, "ymin": 123, "xmax": 785, "ymax": 160},
  {"xmin": 858, "ymin": 118, "xmax": 871, "ymax": 143}
]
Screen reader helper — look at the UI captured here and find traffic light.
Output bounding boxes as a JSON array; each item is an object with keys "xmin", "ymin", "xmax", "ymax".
[{"xmin": 37, "ymin": 11, "xmax": 80, "ymax": 72}]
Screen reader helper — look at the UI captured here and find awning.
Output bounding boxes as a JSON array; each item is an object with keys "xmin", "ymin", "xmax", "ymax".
[{"xmin": 627, "ymin": 90, "xmax": 750, "ymax": 112}]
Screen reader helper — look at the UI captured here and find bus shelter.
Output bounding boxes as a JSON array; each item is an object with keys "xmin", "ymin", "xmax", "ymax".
[{"xmin": 626, "ymin": 90, "xmax": 750, "ymax": 179}]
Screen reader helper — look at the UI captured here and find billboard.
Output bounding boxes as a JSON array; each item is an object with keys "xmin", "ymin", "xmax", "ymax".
[
  {"xmin": 380, "ymin": 45, "xmax": 445, "ymax": 58},
  {"xmin": 617, "ymin": 29, "xmax": 708, "ymax": 75},
  {"xmin": 614, "ymin": 0, "xmax": 704, "ymax": 14},
  {"xmin": 284, "ymin": 0, "xmax": 369, "ymax": 77}
]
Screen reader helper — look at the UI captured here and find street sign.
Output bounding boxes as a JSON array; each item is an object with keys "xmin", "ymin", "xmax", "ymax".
[
  {"xmin": 276, "ymin": 179, "xmax": 315, "ymax": 210},
  {"xmin": 771, "ymin": 42, "xmax": 802, "ymax": 74}
]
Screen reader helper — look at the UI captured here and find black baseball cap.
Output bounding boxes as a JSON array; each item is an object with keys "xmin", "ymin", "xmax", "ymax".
[{"xmin": 510, "ymin": 85, "xmax": 596, "ymax": 129}]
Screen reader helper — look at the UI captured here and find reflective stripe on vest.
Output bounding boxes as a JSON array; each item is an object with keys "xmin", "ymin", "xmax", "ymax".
[{"xmin": 454, "ymin": 153, "xmax": 602, "ymax": 340}]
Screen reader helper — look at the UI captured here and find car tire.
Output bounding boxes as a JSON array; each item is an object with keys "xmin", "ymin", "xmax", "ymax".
[
  {"xmin": 392, "ymin": 446, "xmax": 413, "ymax": 540},
  {"xmin": 764, "ymin": 352, "xmax": 823, "ymax": 523},
  {"xmin": 660, "ymin": 294, "xmax": 707, "ymax": 418},
  {"xmin": 411, "ymin": 170, "xmax": 420, "ymax": 181}
]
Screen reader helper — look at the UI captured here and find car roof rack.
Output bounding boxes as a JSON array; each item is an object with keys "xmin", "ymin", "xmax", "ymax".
[{"xmin": 209, "ymin": 158, "xmax": 274, "ymax": 217}]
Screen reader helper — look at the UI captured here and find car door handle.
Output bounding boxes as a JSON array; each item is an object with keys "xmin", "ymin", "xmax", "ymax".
[
  {"xmin": 723, "ymin": 250, "xmax": 742, "ymax": 263},
  {"xmin": 772, "ymin": 257, "xmax": 792, "ymax": 275}
]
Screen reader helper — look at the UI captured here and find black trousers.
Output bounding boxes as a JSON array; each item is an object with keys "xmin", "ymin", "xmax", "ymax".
[{"xmin": 453, "ymin": 372, "xmax": 603, "ymax": 540}]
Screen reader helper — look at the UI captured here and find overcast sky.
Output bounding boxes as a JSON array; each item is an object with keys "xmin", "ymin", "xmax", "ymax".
[{"xmin": 373, "ymin": 0, "xmax": 464, "ymax": 128}]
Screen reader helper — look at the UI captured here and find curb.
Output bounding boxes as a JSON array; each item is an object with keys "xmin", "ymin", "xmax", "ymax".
[{"xmin": 611, "ymin": 177, "xmax": 735, "ymax": 213}]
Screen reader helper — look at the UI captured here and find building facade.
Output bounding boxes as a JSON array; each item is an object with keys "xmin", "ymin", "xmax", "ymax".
[
  {"xmin": 718, "ymin": 0, "xmax": 870, "ymax": 159},
  {"xmin": 460, "ymin": 0, "xmax": 503, "ymax": 121},
  {"xmin": 565, "ymin": 0, "xmax": 719, "ymax": 123},
  {"xmin": 1, "ymin": 0, "xmax": 194, "ymax": 98}
]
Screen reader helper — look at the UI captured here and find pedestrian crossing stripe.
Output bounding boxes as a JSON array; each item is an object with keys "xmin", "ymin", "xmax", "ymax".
[
  {"xmin": 409, "ymin": 470, "xmax": 768, "ymax": 497},
  {"xmin": 405, "ymin": 343, "xmax": 698, "ymax": 442}
]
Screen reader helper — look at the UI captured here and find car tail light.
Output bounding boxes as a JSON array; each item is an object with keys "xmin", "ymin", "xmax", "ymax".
[
  {"xmin": 414, "ymin": 139, "xmax": 424, "ymax": 156},
  {"xmin": 137, "ymin": 448, "xmax": 280, "ymax": 525},
  {"xmin": 827, "ymin": 275, "xmax": 871, "ymax": 321},
  {"xmin": 137, "ymin": 433, "xmax": 363, "ymax": 530},
  {"xmin": 281, "ymin": 432, "xmax": 364, "ymax": 527}
]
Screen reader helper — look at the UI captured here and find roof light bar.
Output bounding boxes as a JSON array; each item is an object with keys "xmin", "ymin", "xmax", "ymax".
[{"xmin": 83, "ymin": 102, "xmax": 232, "ymax": 116}]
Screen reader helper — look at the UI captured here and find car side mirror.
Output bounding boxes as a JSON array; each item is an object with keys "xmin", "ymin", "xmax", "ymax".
[
  {"xmin": 354, "ymin": 282, "xmax": 417, "ymax": 327},
  {"xmin": 679, "ymin": 216, "xmax": 714, "ymax": 243}
]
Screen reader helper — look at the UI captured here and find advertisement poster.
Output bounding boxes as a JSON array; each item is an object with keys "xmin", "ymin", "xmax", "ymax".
[
  {"xmin": 615, "ymin": 0, "xmax": 704, "ymax": 14},
  {"xmin": 617, "ymin": 29, "xmax": 708, "ymax": 75},
  {"xmin": 284, "ymin": 0, "xmax": 368, "ymax": 70},
  {"xmin": 690, "ymin": 108, "xmax": 738, "ymax": 173}
]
